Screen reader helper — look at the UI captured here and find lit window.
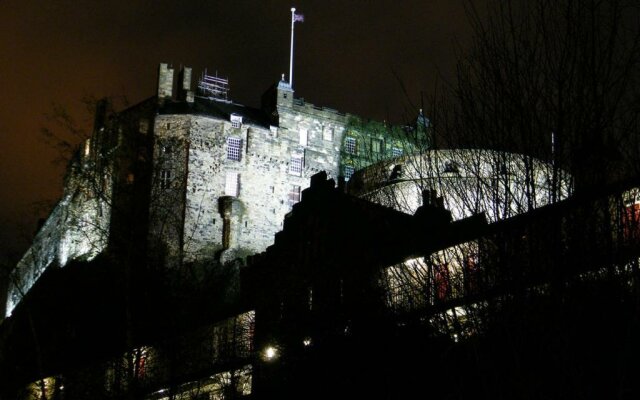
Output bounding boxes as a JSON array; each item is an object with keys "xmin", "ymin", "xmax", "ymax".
[
  {"xmin": 231, "ymin": 114, "xmax": 243, "ymax": 129},
  {"xmin": 225, "ymin": 172, "xmax": 240, "ymax": 196},
  {"xmin": 289, "ymin": 155, "xmax": 304, "ymax": 176},
  {"xmin": 392, "ymin": 147, "xmax": 403, "ymax": 157},
  {"xmin": 227, "ymin": 137, "xmax": 242, "ymax": 161},
  {"xmin": 345, "ymin": 137, "xmax": 357, "ymax": 155},
  {"xmin": 323, "ymin": 126, "xmax": 334, "ymax": 141},
  {"xmin": 288, "ymin": 185, "xmax": 301, "ymax": 205},
  {"xmin": 299, "ymin": 128, "xmax": 308, "ymax": 146},
  {"xmin": 434, "ymin": 263, "xmax": 451, "ymax": 301},
  {"xmin": 372, "ymin": 138, "xmax": 382, "ymax": 153},
  {"xmin": 160, "ymin": 169, "xmax": 171, "ymax": 189},
  {"xmin": 132, "ymin": 347, "xmax": 149, "ymax": 381},
  {"xmin": 344, "ymin": 165, "xmax": 355, "ymax": 181}
]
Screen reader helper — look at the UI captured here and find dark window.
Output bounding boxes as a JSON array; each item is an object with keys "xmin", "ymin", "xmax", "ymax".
[
  {"xmin": 372, "ymin": 138, "xmax": 383, "ymax": 153},
  {"xmin": 159, "ymin": 170, "xmax": 171, "ymax": 189},
  {"xmin": 443, "ymin": 161, "xmax": 459, "ymax": 173}
]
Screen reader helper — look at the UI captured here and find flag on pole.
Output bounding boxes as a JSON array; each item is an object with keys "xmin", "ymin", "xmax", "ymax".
[{"xmin": 294, "ymin": 12, "xmax": 304, "ymax": 22}]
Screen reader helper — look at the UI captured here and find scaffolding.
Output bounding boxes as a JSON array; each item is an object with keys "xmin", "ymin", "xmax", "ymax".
[{"xmin": 197, "ymin": 69, "xmax": 229, "ymax": 101}]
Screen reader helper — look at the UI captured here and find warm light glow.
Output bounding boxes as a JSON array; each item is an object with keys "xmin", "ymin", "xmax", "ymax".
[
  {"xmin": 264, "ymin": 346, "xmax": 278, "ymax": 360},
  {"xmin": 303, "ymin": 337, "xmax": 312, "ymax": 347}
]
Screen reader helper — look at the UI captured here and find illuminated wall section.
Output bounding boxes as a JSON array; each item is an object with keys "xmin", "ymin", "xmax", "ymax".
[
  {"xmin": 353, "ymin": 149, "xmax": 573, "ymax": 223},
  {"xmin": 150, "ymin": 78, "xmax": 355, "ymax": 265},
  {"xmin": 5, "ymin": 140, "xmax": 111, "ymax": 317}
]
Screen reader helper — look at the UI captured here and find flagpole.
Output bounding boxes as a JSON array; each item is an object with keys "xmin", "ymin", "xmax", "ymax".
[{"xmin": 289, "ymin": 7, "xmax": 296, "ymax": 88}]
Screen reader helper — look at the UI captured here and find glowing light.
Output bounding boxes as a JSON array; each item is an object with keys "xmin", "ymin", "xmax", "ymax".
[
  {"xmin": 264, "ymin": 346, "xmax": 278, "ymax": 360},
  {"xmin": 303, "ymin": 337, "xmax": 312, "ymax": 347}
]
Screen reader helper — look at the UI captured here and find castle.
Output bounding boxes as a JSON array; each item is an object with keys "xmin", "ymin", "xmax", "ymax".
[
  {"xmin": 5, "ymin": 63, "xmax": 570, "ymax": 318},
  {"xmin": 5, "ymin": 63, "xmax": 426, "ymax": 318},
  {"xmin": 3, "ymin": 63, "xmax": 640, "ymax": 400}
]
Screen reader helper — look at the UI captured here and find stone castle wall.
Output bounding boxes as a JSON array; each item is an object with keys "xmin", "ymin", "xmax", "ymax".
[
  {"xmin": 149, "ymin": 74, "xmax": 374, "ymax": 264},
  {"xmin": 6, "ymin": 63, "xmax": 419, "ymax": 315},
  {"xmin": 152, "ymin": 99, "xmax": 350, "ymax": 263},
  {"xmin": 6, "ymin": 142, "xmax": 111, "ymax": 317}
]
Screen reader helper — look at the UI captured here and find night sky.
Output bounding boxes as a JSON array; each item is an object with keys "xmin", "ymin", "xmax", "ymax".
[{"xmin": 0, "ymin": 1, "xmax": 473, "ymax": 257}]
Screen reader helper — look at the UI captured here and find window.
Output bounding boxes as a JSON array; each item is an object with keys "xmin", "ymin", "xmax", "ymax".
[
  {"xmin": 231, "ymin": 114, "xmax": 243, "ymax": 129},
  {"xmin": 464, "ymin": 255, "xmax": 480, "ymax": 295},
  {"xmin": 132, "ymin": 347, "xmax": 149, "ymax": 381},
  {"xmin": 139, "ymin": 119, "xmax": 149, "ymax": 134},
  {"xmin": 443, "ymin": 161, "xmax": 459, "ymax": 173},
  {"xmin": 227, "ymin": 137, "xmax": 242, "ymax": 161},
  {"xmin": 289, "ymin": 154, "xmax": 304, "ymax": 176},
  {"xmin": 434, "ymin": 263, "xmax": 451, "ymax": 301},
  {"xmin": 288, "ymin": 185, "xmax": 301, "ymax": 205},
  {"xmin": 225, "ymin": 172, "xmax": 240, "ymax": 196},
  {"xmin": 497, "ymin": 161, "xmax": 508, "ymax": 175},
  {"xmin": 299, "ymin": 128, "xmax": 308, "ymax": 146},
  {"xmin": 372, "ymin": 138, "xmax": 383, "ymax": 153},
  {"xmin": 344, "ymin": 165, "xmax": 355, "ymax": 181},
  {"xmin": 345, "ymin": 137, "xmax": 357, "ymax": 154},
  {"xmin": 270, "ymin": 125, "xmax": 278, "ymax": 138},
  {"xmin": 159, "ymin": 169, "xmax": 171, "ymax": 189},
  {"xmin": 623, "ymin": 201, "xmax": 640, "ymax": 242},
  {"xmin": 323, "ymin": 126, "xmax": 334, "ymax": 141},
  {"xmin": 392, "ymin": 147, "xmax": 403, "ymax": 157}
]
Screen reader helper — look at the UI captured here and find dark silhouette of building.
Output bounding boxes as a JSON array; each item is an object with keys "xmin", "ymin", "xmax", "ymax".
[{"xmin": 3, "ymin": 169, "xmax": 640, "ymax": 399}]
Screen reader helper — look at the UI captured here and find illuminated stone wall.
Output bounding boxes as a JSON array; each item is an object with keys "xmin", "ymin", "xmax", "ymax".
[
  {"xmin": 349, "ymin": 149, "xmax": 573, "ymax": 222},
  {"xmin": 5, "ymin": 63, "xmax": 423, "ymax": 315},
  {"xmin": 150, "ymin": 80, "xmax": 358, "ymax": 264},
  {"xmin": 6, "ymin": 140, "xmax": 111, "ymax": 317}
]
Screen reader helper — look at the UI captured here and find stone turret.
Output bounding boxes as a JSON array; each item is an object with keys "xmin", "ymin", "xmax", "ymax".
[
  {"xmin": 158, "ymin": 63, "xmax": 174, "ymax": 101},
  {"xmin": 178, "ymin": 66, "xmax": 194, "ymax": 103}
]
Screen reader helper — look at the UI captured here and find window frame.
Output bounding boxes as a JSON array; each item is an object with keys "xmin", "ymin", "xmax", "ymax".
[
  {"xmin": 227, "ymin": 137, "xmax": 242, "ymax": 161},
  {"xmin": 345, "ymin": 137, "xmax": 357, "ymax": 155},
  {"xmin": 289, "ymin": 154, "xmax": 304, "ymax": 176},
  {"xmin": 225, "ymin": 172, "xmax": 240, "ymax": 197},
  {"xmin": 288, "ymin": 184, "xmax": 301, "ymax": 205},
  {"xmin": 344, "ymin": 165, "xmax": 355, "ymax": 181}
]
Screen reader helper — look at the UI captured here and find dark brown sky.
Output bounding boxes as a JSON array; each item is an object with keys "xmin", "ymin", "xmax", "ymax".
[{"xmin": 0, "ymin": 0, "xmax": 473, "ymax": 256}]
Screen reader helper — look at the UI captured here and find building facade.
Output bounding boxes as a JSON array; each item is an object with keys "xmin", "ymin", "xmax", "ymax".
[{"xmin": 5, "ymin": 63, "xmax": 426, "ymax": 317}]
